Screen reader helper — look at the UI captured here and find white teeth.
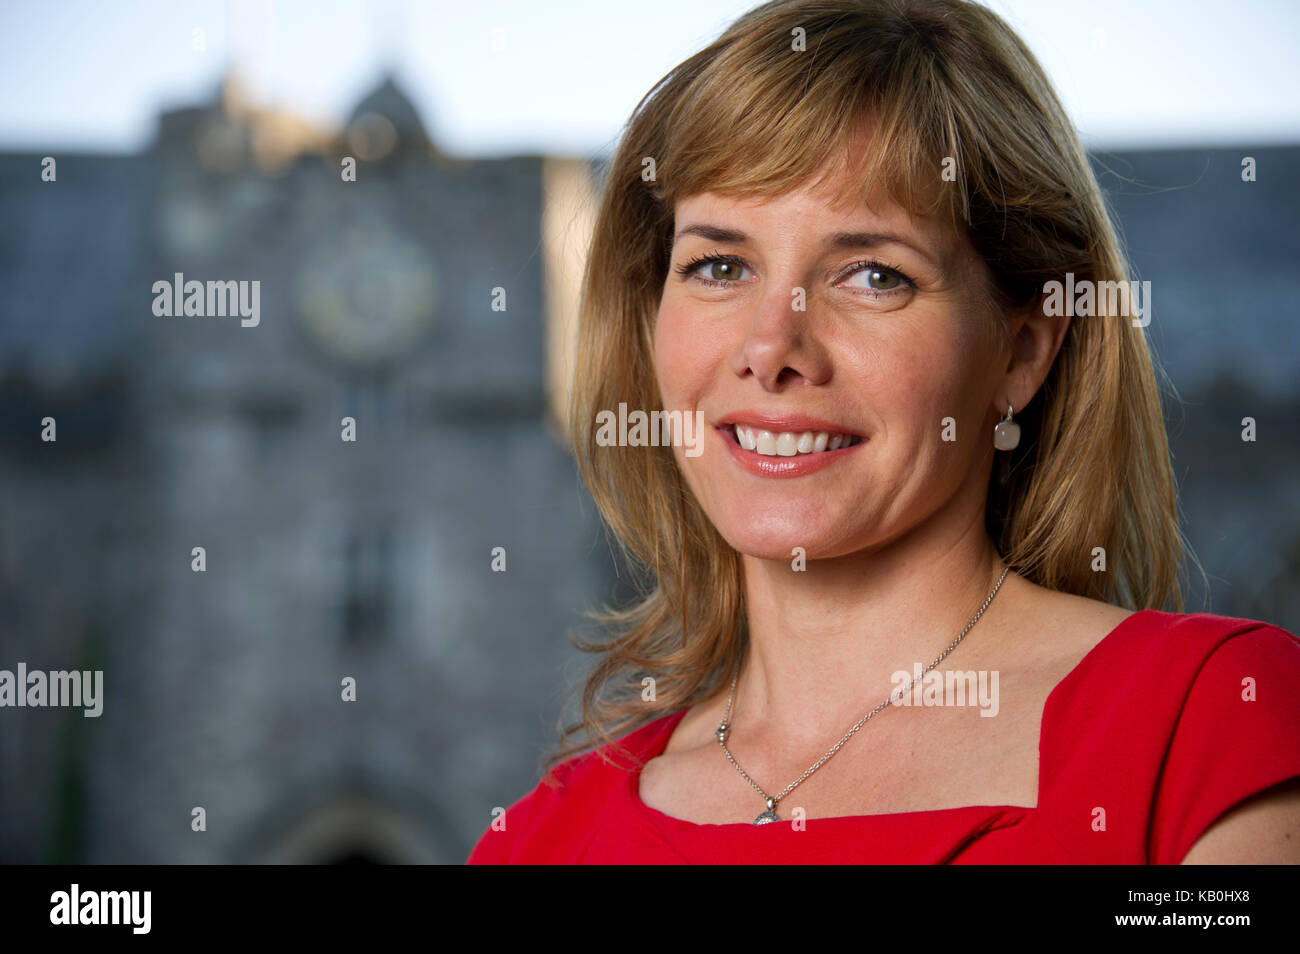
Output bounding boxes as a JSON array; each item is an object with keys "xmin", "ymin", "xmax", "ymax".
[{"xmin": 733, "ymin": 425, "xmax": 860, "ymax": 457}]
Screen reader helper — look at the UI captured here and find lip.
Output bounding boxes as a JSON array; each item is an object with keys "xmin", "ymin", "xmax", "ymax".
[
  {"xmin": 714, "ymin": 422, "xmax": 865, "ymax": 478},
  {"xmin": 714, "ymin": 410, "xmax": 864, "ymax": 437}
]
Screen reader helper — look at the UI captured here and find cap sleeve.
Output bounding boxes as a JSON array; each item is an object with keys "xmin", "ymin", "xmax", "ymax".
[{"xmin": 1149, "ymin": 623, "xmax": 1300, "ymax": 864}]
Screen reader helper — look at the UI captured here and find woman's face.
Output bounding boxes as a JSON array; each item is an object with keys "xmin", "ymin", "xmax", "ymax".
[{"xmin": 653, "ymin": 168, "xmax": 1011, "ymax": 561}]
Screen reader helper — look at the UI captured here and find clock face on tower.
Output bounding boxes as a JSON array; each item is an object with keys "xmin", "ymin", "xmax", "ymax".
[{"xmin": 295, "ymin": 219, "xmax": 437, "ymax": 367}]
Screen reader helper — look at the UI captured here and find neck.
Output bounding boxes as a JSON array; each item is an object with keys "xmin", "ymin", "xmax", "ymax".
[{"xmin": 731, "ymin": 495, "xmax": 1009, "ymax": 747}]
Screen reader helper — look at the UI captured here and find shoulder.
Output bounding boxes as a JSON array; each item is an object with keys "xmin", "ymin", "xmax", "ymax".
[
  {"xmin": 1118, "ymin": 611, "xmax": 1300, "ymax": 759},
  {"xmin": 1048, "ymin": 606, "xmax": 1300, "ymax": 753},
  {"xmin": 1039, "ymin": 595, "xmax": 1299, "ymax": 697},
  {"xmin": 1035, "ymin": 606, "xmax": 1300, "ymax": 863},
  {"xmin": 1145, "ymin": 613, "xmax": 1300, "ymax": 863},
  {"xmin": 1006, "ymin": 577, "xmax": 1295, "ymax": 676},
  {"xmin": 465, "ymin": 712, "xmax": 683, "ymax": 864}
]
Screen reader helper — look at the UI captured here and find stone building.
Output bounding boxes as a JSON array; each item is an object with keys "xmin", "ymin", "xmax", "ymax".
[{"xmin": 0, "ymin": 73, "xmax": 617, "ymax": 863}]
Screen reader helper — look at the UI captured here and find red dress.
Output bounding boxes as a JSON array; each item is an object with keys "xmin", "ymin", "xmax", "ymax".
[{"xmin": 467, "ymin": 611, "xmax": 1300, "ymax": 863}]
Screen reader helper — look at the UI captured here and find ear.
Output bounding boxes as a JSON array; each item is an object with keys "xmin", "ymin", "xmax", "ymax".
[{"xmin": 997, "ymin": 296, "xmax": 1070, "ymax": 413}]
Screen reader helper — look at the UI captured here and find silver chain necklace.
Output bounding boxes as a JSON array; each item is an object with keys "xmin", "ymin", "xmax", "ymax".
[{"xmin": 717, "ymin": 564, "xmax": 1011, "ymax": 824}]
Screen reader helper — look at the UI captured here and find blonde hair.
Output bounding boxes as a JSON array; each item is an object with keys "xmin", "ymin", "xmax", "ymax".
[{"xmin": 552, "ymin": 0, "xmax": 1191, "ymax": 777}]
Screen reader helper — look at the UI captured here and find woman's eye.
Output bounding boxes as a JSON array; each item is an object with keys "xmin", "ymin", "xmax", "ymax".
[
  {"xmin": 840, "ymin": 265, "xmax": 907, "ymax": 292},
  {"xmin": 678, "ymin": 255, "xmax": 751, "ymax": 285},
  {"xmin": 703, "ymin": 260, "xmax": 746, "ymax": 282}
]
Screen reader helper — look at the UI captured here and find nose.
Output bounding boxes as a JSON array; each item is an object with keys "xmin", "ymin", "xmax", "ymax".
[{"xmin": 730, "ymin": 282, "xmax": 831, "ymax": 390}]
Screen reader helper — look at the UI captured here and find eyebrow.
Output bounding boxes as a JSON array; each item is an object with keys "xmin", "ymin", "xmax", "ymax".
[{"xmin": 672, "ymin": 223, "xmax": 938, "ymax": 266}]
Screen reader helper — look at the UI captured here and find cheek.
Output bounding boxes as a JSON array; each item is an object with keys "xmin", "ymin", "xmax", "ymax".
[
  {"xmin": 653, "ymin": 300, "xmax": 722, "ymax": 406},
  {"xmin": 881, "ymin": 329, "xmax": 963, "ymax": 406},
  {"xmin": 872, "ymin": 319, "xmax": 990, "ymax": 443}
]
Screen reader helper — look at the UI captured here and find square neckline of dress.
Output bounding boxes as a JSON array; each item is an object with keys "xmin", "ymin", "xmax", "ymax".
[{"xmin": 630, "ymin": 607, "xmax": 1152, "ymax": 830}]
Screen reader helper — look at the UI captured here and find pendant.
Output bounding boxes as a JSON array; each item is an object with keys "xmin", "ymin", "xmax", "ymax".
[{"xmin": 753, "ymin": 796, "xmax": 779, "ymax": 825}]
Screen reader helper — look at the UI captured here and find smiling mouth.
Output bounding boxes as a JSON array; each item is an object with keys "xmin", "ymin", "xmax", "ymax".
[{"xmin": 719, "ymin": 423, "xmax": 864, "ymax": 457}]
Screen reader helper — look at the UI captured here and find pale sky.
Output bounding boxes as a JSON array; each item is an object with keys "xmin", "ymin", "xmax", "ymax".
[{"xmin": 2, "ymin": 0, "xmax": 1297, "ymax": 157}]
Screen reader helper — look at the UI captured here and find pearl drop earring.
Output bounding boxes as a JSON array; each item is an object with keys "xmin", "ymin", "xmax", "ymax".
[{"xmin": 993, "ymin": 403, "xmax": 1020, "ymax": 451}]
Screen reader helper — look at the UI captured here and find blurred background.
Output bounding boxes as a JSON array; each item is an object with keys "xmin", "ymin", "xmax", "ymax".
[{"xmin": 0, "ymin": 0, "xmax": 1297, "ymax": 863}]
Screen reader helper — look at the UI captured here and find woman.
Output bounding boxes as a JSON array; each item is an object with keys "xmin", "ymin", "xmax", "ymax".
[{"xmin": 469, "ymin": 0, "xmax": 1300, "ymax": 863}]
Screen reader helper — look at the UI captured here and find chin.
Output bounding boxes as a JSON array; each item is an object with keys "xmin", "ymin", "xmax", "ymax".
[{"xmin": 714, "ymin": 519, "xmax": 853, "ymax": 563}]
